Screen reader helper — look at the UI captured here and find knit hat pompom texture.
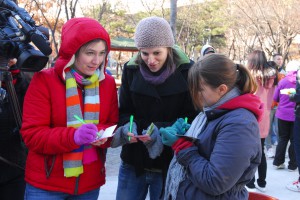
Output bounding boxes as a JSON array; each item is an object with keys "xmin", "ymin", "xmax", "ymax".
[{"xmin": 134, "ymin": 16, "xmax": 174, "ymax": 49}]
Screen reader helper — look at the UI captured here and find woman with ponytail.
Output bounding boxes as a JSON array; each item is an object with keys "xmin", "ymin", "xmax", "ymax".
[{"xmin": 162, "ymin": 53, "xmax": 263, "ymax": 200}]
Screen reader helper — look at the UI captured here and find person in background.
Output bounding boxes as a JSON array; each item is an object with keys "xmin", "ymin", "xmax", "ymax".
[
  {"xmin": 273, "ymin": 53, "xmax": 286, "ymax": 78},
  {"xmin": 113, "ymin": 16, "xmax": 197, "ymax": 200},
  {"xmin": 265, "ymin": 61, "xmax": 279, "ymax": 158},
  {"xmin": 21, "ymin": 17, "xmax": 118, "ymax": 199},
  {"xmin": 199, "ymin": 44, "xmax": 215, "ymax": 59},
  {"xmin": 287, "ymin": 66, "xmax": 300, "ymax": 192},
  {"xmin": 266, "ymin": 53, "xmax": 286, "ymax": 158},
  {"xmin": 162, "ymin": 53, "xmax": 263, "ymax": 200},
  {"xmin": 273, "ymin": 60, "xmax": 300, "ymax": 171},
  {"xmin": 0, "ymin": 58, "xmax": 31, "ymax": 200},
  {"xmin": 246, "ymin": 50, "xmax": 277, "ymax": 192}
]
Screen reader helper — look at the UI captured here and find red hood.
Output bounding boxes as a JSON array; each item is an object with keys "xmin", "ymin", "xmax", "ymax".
[
  {"xmin": 217, "ymin": 94, "xmax": 263, "ymax": 122},
  {"xmin": 54, "ymin": 17, "xmax": 111, "ymax": 80}
]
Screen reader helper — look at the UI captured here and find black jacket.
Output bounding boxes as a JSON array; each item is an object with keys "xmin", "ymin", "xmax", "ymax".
[
  {"xmin": 0, "ymin": 71, "xmax": 31, "ymax": 183},
  {"xmin": 118, "ymin": 47, "xmax": 197, "ymax": 177}
]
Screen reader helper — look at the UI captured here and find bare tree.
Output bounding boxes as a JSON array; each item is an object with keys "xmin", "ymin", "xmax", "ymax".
[
  {"xmin": 170, "ymin": 0, "xmax": 177, "ymax": 40},
  {"xmin": 140, "ymin": 0, "xmax": 163, "ymax": 15},
  {"xmin": 228, "ymin": 0, "xmax": 300, "ymax": 62},
  {"xmin": 96, "ymin": 0, "xmax": 107, "ymax": 21},
  {"xmin": 64, "ymin": 0, "xmax": 79, "ymax": 20}
]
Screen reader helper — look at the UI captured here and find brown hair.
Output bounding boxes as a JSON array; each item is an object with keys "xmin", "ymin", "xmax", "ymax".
[
  {"xmin": 188, "ymin": 53, "xmax": 257, "ymax": 109},
  {"xmin": 135, "ymin": 47, "xmax": 179, "ymax": 73},
  {"xmin": 247, "ymin": 50, "xmax": 277, "ymax": 87}
]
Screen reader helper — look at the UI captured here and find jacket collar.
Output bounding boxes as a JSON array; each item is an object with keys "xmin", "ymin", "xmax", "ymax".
[
  {"xmin": 205, "ymin": 94, "xmax": 263, "ymax": 121},
  {"xmin": 130, "ymin": 67, "xmax": 189, "ymax": 98},
  {"xmin": 126, "ymin": 45, "xmax": 192, "ymax": 98}
]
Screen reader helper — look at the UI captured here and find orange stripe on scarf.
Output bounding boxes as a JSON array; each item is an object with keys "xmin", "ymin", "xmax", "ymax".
[
  {"xmin": 63, "ymin": 152, "xmax": 83, "ymax": 160},
  {"xmin": 84, "ymin": 104, "xmax": 100, "ymax": 112},
  {"xmin": 67, "ymin": 95, "xmax": 81, "ymax": 106}
]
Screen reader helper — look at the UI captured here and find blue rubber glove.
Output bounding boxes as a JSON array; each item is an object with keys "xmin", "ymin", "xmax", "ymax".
[
  {"xmin": 160, "ymin": 127, "xmax": 179, "ymax": 146},
  {"xmin": 171, "ymin": 118, "xmax": 191, "ymax": 135}
]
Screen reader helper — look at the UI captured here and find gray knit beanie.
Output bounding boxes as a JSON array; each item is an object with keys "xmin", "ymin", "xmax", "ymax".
[{"xmin": 134, "ymin": 16, "xmax": 175, "ymax": 49}]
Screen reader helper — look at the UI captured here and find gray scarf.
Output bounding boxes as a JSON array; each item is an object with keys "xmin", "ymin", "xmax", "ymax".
[{"xmin": 164, "ymin": 87, "xmax": 241, "ymax": 200}]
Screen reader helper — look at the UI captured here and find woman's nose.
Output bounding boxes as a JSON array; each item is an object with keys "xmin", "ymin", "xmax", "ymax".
[
  {"xmin": 93, "ymin": 55, "xmax": 103, "ymax": 65},
  {"xmin": 147, "ymin": 55, "xmax": 155, "ymax": 64}
]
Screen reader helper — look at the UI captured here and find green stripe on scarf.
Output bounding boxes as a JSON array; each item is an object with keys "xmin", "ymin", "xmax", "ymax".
[
  {"xmin": 63, "ymin": 67, "xmax": 100, "ymax": 177},
  {"xmin": 64, "ymin": 167, "xmax": 84, "ymax": 177}
]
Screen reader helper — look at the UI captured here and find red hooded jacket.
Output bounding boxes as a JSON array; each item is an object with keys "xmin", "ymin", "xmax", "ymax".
[{"xmin": 21, "ymin": 18, "xmax": 118, "ymax": 195}]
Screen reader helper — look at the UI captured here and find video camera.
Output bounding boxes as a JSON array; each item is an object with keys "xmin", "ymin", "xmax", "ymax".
[{"xmin": 0, "ymin": 0, "xmax": 52, "ymax": 72}]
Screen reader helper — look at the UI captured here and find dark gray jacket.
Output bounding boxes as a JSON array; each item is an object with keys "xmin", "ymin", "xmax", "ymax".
[{"xmin": 175, "ymin": 94, "xmax": 262, "ymax": 200}]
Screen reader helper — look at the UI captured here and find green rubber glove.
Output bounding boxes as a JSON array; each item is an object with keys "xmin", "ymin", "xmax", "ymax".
[
  {"xmin": 160, "ymin": 127, "xmax": 179, "ymax": 146},
  {"xmin": 171, "ymin": 118, "xmax": 191, "ymax": 135}
]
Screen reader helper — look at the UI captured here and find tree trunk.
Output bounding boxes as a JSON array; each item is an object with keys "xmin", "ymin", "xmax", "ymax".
[{"xmin": 170, "ymin": 0, "xmax": 177, "ymax": 41}]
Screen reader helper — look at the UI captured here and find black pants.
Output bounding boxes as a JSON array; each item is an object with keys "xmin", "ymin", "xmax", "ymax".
[
  {"xmin": 273, "ymin": 119, "xmax": 297, "ymax": 169},
  {"xmin": 247, "ymin": 138, "xmax": 267, "ymax": 188},
  {"xmin": 293, "ymin": 116, "xmax": 300, "ymax": 180},
  {"xmin": 0, "ymin": 164, "xmax": 25, "ymax": 200}
]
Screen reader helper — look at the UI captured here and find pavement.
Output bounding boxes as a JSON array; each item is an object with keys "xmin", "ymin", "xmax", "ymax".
[{"xmin": 98, "ymin": 146, "xmax": 300, "ymax": 200}]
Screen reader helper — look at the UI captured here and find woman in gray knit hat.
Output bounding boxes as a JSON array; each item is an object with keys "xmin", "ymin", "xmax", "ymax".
[{"xmin": 112, "ymin": 16, "xmax": 197, "ymax": 200}]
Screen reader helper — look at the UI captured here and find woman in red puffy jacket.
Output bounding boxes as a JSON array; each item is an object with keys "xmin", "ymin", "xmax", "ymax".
[{"xmin": 21, "ymin": 17, "xmax": 118, "ymax": 199}]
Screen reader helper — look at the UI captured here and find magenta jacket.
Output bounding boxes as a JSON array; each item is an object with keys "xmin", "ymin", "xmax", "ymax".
[{"xmin": 274, "ymin": 71, "xmax": 297, "ymax": 121}]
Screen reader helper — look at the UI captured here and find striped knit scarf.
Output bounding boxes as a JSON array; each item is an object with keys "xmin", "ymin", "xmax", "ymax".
[{"xmin": 63, "ymin": 67, "xmax": 100, "ymax": 177}]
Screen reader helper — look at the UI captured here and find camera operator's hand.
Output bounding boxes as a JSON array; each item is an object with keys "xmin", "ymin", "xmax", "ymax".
[
  {"xmin": 0, "ymin": 88, "xmax": 7, "ymax": 102},
  {"xmin": 8, "ymin": 58, "xmax": 17, "ymax": 67}
]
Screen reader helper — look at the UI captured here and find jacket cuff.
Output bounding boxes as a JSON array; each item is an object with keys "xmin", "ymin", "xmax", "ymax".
[
  {"xmin": 171, "ymin": 137, "xmax": 185, "ymax": 150},
  {"xmin": 176, "ymin": 146, "xmax": 198, "ymax": 167},
  {"xmin": 172, "ymin": 138, "xmax": 194, "ymax": 155}
]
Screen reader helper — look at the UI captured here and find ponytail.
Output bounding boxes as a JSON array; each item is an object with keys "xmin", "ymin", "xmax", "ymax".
[{"xmin": 235, "ymin": 64, "xmax": 257, "ymax": 94}]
